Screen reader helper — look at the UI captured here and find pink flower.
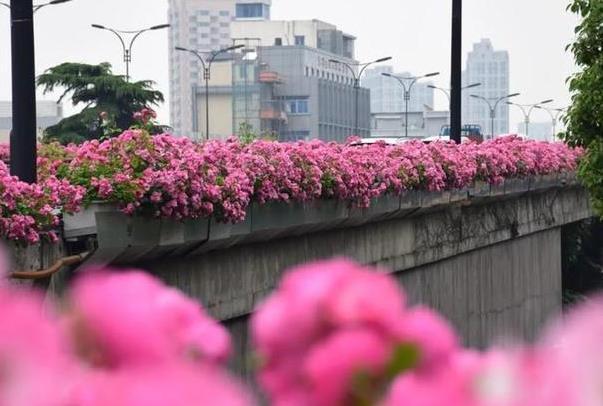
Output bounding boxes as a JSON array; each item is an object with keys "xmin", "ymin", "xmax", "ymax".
[
  {"xmin": 303, "ymin": 329, "xmax": 393, "ymax": 406},
  {"xmin": 0, "ymin": 287, "xmax": 77, "ymax": 405},
  {"xmin": 252, "ymin": 258, "xmax": 451, "ymax": 406},
  {"xmin": 68, "ymin": 270, "xmax": 231, "ymax": 368},
  {"xmin": 73, "ymin": 363, "xmax": 253, "ymax": 406}
]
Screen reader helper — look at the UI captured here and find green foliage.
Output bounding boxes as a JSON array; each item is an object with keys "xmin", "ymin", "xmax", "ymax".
[
  {"xmin": 564, "ymin": 1, "xmax": 603, "ymax": 214},
  {"xmin": 562, "ymin": 219, "xmax": 603, "ymax": 306},
  {"xmin": 237, "ymin": 122, "xmax": 278, "ymax": 145},
  {"xmin": 37, "ymin": 62, "xmax": 164, "ymax": 144}
]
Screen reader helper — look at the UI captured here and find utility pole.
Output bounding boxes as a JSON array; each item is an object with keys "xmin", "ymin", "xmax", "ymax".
[
  {"xmin": 450, "ymin": 0, "xmax": 462, "ymax": 144},
  {"xmin": 10, "ymin": 0, "xmax": 37, "ymax": 183}
]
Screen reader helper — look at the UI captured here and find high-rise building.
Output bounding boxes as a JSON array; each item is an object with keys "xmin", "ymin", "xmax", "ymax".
[
  {"xmin": 223, "ymin": 19, "xmax": 369, "ymax": 141},
  {"xmin": 362, "ymin": 66, "xmax": 435, "ymax": 114},
  {"xmin": 462, "ymin": 39, "xmax": 510, "ymax": 137},
  {"xmin": 168, "ymin": 0, "xmax": 271, "ymax": 137}
]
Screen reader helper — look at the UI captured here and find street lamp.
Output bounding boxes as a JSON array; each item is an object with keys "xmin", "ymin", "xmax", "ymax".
[
  {"xmin": 506, "ymin": 99, "xmax": 554, "ymax": 138},
  {"xmin": 382, "ymin": 71, "xmax": 440, "ymax": 138},
  {"xmin": 328, "ymin": 56, "xmax": 392, "ymax": 137},
  {"xmin": 428, "ymin": 82, "xmax": 481, "ymax": 104},
  {"xmin": 470, "ymin": 93, "xmax": 520, "ymax": 139},
  {"xmin": 1, "ymin": 0, "xmax": 73, "ymax": 12},
  {"xmin": 176, "ymin": 44, "xmax": 244, "ymax": 140},
  {"xmin": 92, "ymin": 23, "xmax": 170, "ymax": 81},
  {"xmin": 535, "ymin": 106, "xmax": 566, "ymax": 141}
]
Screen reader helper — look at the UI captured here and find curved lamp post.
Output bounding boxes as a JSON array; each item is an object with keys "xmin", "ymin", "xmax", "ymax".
[
  {"xmin": 328, "ymin": 56, "xmax": 392, "ymax": 137},
  {"xmin": 175, "ymin": 44, "xmax": 244, "ymax": 140},
  {"xmin": 534, "ymin": 106, "xmax": 566, "ymax": 141},
  {"xmin": 506, "ymin": 99, "xmax": 554, "ymax": 138},
  {"xmin": 92, "ymin": 23, "xmax": 170, "ymax": 81},
  {"xmin": 428, "ymin": 82, "xmax": 481, "ymax": 104},
  {"xmin": 470, "ymin": 93, "xmax": 520, "ymax": 139},
  {"xmin": 382, "ymin": 71, "xmax": 440, "ymax": 138}
]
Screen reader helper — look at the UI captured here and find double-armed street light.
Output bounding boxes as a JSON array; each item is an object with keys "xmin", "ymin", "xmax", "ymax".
[
  {"xmin": 534, "ymin": 106, "xmax": 566, "ymax": 141},
  {"xmin": 470, "ymin": 93, "xmax": 520, "ymax": 140},
  {"xmin": 328, "ymin": 56, "xmax": 393, "ymax": 137},
  {"xmin": 506, "ymin": 99, "xmax": 554, "ymax": 138},
  {"xmin": 428, "ymin": 82, "xmax": 481, "ymax": 103},
  {"xmin": 382, "ymin": 71, "xmax": 440, "ymax": 138},
  {"xmin": 92, "ymin": 23, "xmax": 170, "ymax": 82},
  {"xmin": 175, "ymin": 44, "xmax": 245, "ymax": 140}
]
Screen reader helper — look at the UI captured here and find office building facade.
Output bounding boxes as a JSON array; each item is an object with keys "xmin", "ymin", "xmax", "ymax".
[
  {"xmin": 362, "ymin": 66, "xmax": 435, "ymax": 114},
  {"xmin": 462, "ymin": 39, "xmax": 510, "ymax": 137},
  {"xmin": 168, "ymin": 0, "xmax": 271, "ymax": 138},
  {"xmin": 227, "ymin": 19, "xmax": 369, "ymax": 141}
]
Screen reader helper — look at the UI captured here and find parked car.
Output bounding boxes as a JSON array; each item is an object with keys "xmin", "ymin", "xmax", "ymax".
[
  {"xmin": 422, "ymin": 135, "xmax": 470, "ymax": 144},
  {"xmin": 439, "ymin": 124, "xmax": 484, "ymax": 143},
  {"xmin": 350, "ymin": 137, "xmax": 417, "ymax": 146}
]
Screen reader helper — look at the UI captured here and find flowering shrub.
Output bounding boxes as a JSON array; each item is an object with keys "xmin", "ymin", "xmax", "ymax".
[
  {"xmin": 0, "ymin": 160, "xmax": 84, "ymax": 244},
  {"xmin": 0, "ymin": 133, "xmax": 583, "ymax": 243},
  {"xmin": 2, "ymin": 255, "xmax": 603, "ymax": 405},
  {"xmin": 0, "ymin": 257, "xmax": 252, "ymax": 405},
  {"xmin": 0, "ymin": 143, "xmax": 9, "ymax": 163},
  {"xmin": 52, "ymin": 132, "xmax": 582, "ymax": 223}
]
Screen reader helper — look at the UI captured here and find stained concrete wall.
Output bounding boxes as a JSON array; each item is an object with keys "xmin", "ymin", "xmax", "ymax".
[
  {"xmin": 138, "ymin": 184, "xmax": 590, "ymax": 376},
  {"xmin": 400, "ymin": 228, "xmax": 561, "ymax": 347}
]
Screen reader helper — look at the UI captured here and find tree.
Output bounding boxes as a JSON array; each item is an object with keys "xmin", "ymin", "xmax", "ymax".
[
  {"xmin": 37, "ymin": 63, "xmax": 165, "ymax": 144},
  {"xmin": 564, "ymin": 0, "xmax": 603, "ymax": 213}
]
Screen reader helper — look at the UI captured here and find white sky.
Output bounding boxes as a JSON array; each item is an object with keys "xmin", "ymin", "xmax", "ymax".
[{"xmin": 0, "ymin": 0, "xmax": 578, "ymax": 132}]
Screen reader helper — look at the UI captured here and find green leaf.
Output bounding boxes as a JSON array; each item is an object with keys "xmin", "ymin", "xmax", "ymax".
[{"xmin": 385, "ymin": 343, "xmax": 421, "ymax": 379}]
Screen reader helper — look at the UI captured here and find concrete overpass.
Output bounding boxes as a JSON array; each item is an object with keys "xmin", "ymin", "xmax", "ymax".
[{"xmin": 9, "ymin": 173, "xmax": 592, "ymax": 375}]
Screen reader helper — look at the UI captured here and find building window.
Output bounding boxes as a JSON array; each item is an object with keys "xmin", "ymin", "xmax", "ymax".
[
  {"xmin": 236, "ymin": 3, "xmax": 269, "ymax": 19},
  {"xmin": 295, "ymin": 35, "xmax": 305, "ymax": 46},
  {"xmin": 219, "ymin": 10, "xmax": 229, "ymax": 16},
  {"xmin": 200, "ymin": 10, "xmax": 210, "ymax": 15},
  {"xmin": 284, "ymin": 98, "xmax": 309, "ymax": 115},
  {"xmin": 274, "ymin": 37, "xmax": 283, "ymax": 46}
]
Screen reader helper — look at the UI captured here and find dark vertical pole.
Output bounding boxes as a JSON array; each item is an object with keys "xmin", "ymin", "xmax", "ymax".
[
  {"xmin": 450, "ymin": 0, "xmax": 462, "ymax": 144},
  {"xmin": 10, "ymin": 0, "xmax": 37, "ymax": 183},
  {"xmin": 404, "ymin": 92, "xmax": 409, "ymax": 138},
  {"xmin": 354, "ymin": 79, "xmax": 359, "ymax": 136},
  {"xmin": 205, "ymin": 67, "xmax": 210, "ymax": 140}
]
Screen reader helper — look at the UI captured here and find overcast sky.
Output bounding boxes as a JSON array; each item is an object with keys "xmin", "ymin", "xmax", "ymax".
[{"xmin": 0, "ymin": 0, "xmax": 578, "ymax": 132}]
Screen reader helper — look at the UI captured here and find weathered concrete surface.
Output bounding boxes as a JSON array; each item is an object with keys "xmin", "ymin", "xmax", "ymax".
[
  {"xmin": 400, "ymin": 228, "xmax": 562, "ymax": 347},
  {"xmin": 142, "ymin": 184, "xmax": 590, "ymax": 320},
  {"xmin": 133, "ymin": 183, "xmax": 590, "ymax": 375},
  {"xmin": 6, "ymin": 239, "xmax": 66, "ymax": 293}
]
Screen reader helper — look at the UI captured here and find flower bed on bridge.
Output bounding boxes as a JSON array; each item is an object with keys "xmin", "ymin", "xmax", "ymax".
[{"xmin": 0, "ymin": 132, "xmax": 583, "ymax": 244}]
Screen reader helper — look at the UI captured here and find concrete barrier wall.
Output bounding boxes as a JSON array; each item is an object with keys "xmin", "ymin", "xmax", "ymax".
[
  {"xmin": 223, "ymin": 228, "xmax": 562, "ymax": 378},
  {"xmin": 138, "ymin": 184, "xmax": 590, "ymax": 376}
]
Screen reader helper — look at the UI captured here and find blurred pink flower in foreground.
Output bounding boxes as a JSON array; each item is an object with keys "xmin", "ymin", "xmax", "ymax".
[
  {"xmin": 2, "ymin": 250, "xmax": 603, "ymax": 405},
  {"xmin": 68, "ymin": 270, "xmax": 231, "ymax": 368},
  {"xmin": 251, "ymin": 258, "xmax": 458, "ymax": 406}
]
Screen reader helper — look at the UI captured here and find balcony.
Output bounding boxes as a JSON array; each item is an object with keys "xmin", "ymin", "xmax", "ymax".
[
  {"xmin": 260, "ymin": 106, "xmax": 287, "ymax": 122},
  {"xmin": 259, "ymin": 71, "xmax": 282, "ymax": 84}
]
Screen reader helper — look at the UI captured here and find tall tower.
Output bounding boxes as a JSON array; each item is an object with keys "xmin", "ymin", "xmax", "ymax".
[
  {"xmin": 168, "ymin": 0, "xmax": 271, "ymax": 138},
  {"xmin": 462, "ymin": 39, "xmax": 510, "ymax": 136}
]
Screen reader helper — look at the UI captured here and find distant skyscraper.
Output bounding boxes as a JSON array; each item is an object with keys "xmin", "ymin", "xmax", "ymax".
[
  {"xmin": 462, "ymin": 39, "xmax": 510, "ymax": 136},
  {"xmin": 362, "ymin": 66, "xmax": 435, "ymax": 114},
  {"xmin": 168, "ymin": 0, "xmax": 271, "ymax": 137}
]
